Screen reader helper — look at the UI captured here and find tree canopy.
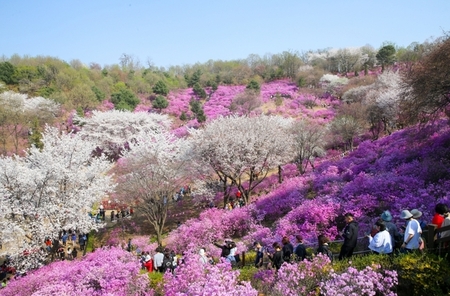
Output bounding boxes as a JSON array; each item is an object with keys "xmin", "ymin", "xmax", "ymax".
[
  {"xmin": 0, "ymin": 127, "xmax": 114, "ymax": 271},
  {"xmin": 189, "ymin": 115, "xmax": 293, "ymax": 205}
]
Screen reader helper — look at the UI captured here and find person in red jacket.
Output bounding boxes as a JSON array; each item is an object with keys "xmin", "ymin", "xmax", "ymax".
[{"xmin": 431, "ymin": 203, "xmax": 448, "ymax": 228}]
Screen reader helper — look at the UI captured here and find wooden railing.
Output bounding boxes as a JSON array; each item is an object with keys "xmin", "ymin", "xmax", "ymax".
[{"xmin": 423, "ymin": 223, "xmax": 450, "ymax": 256}]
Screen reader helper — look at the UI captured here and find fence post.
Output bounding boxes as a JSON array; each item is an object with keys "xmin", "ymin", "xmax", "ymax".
[{"xmin": 426, "ymin": 224, "xmax": 436, "ymax": 250}]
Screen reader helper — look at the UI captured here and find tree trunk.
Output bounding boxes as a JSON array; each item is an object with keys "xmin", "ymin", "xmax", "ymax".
[{"xmin": 278, "ymin": 165, "xmax": 283, "ymax": 184}]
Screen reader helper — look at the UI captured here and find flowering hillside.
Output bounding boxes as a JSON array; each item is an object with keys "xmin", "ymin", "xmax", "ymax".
[
  {"xmin": 138, "ymin": 79, "xmax": 339, "ymax": 124},
  {"xmin": 3, "ymin": 81, "xmax": 450, "ymax": 295},
  {"xmin": 165, "ymin": 119, "xmax": 450, "ymax": 250}
]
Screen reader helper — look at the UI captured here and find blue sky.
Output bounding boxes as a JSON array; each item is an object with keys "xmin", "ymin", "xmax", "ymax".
[{"xmin": 1, "ymin": 0, "xmax": 449, "ymax": 68}]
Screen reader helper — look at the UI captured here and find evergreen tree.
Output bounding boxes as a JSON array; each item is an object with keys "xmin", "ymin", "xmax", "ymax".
[
  {"xmin": 111, "ymin": 88, "xmax": 140, "ymax": 111},
  {"xmin": 91, "ymin": 86, "xmax": 105, "ymax": 102},
  {"xmin": 246, "ymin": 80, "xmax": 261, "ymax": 93},
  {"xmin": 376, "ymin": 45, "xmax": 396, "ymax": 72},
  {"xmin": 193, "ymin": 83, "xmax": 207, "ymax": 99},
  {"xmin": 28, "ymin": 119, "xmax": 44, "ymax": 150},
  {"xmin": 0, "ymin": 61, "xmax": 17, "ymax": 85},
  {"xmin": 152, "ymin": 95, "xmax": 169, "ymax": 111},
  {"xmin": 152, "ymin": 80, "xmax": 169, "ymax": 96}
]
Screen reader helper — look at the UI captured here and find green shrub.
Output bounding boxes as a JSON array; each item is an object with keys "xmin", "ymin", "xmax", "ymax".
[
  {"xmin": 148, "ymin": 271, "xmax": 165, "ymax": 295},
  {"xmin": 244, "ymin": 251, "xmax": 256, "ymax": 267},
  {"xmin": 238, "ymin": 266, "xmax": 259, "ymax": 282},
  {"xmin": 332, "ymin": 253, "xmax": 393, "ymax": 273},
  {"xmin": 274, "ymin": 95, "xmax": 283, "ymax": 106},
  {"xmin": 393, "ymin": 252, "xmax": 450, "ymax": 296}
]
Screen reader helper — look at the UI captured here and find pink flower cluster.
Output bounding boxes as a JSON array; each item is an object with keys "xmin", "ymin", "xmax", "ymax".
[
  {"xmin": 2, "ymin": 247, "xmax": 153, "ymax": 296},
  {"xmin": 163, "ymin": 254, "xmax": 258, "ymax": 295},
  {"xmin": 320, "ymin": 266, "xmax": 398, "ymax": 296}
]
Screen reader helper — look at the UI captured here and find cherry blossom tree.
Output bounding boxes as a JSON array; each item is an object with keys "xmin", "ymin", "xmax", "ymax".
[
  {"xmin": 115, "ymin": 130, "xmax": 190, "ymax": 245},
  {"xmin": 0, "ymin": 127, "xmax": 114, "ymax": 272},
  {"xmin": 189, "ymin": 115, "xmax": 293, "ymax": 205},
  {"xmin": 74, "ymin": 110, "xmax": 172, "ymax": 158}
]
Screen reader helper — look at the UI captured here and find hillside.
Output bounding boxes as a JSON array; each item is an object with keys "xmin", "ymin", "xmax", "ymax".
[{"xmin": 1, "ymin": 36, "xmax": 450, "ymax": 295}]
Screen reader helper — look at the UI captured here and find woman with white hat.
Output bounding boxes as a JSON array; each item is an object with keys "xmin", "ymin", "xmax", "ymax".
[{"xmin": 400, "ymin": 210, "xmax": 422, "ymax": 252}]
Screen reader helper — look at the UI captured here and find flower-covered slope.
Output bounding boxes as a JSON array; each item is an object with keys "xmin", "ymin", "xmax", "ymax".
[{"xmin": 165, "ymin": 119, "xmax": 450, "ymax": 248}]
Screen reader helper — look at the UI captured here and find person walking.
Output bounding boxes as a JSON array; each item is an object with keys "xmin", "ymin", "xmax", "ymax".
[
  {"xmin": 381, "ymin": 210, "xmax": 402, "ymax": 250},
  {"xmin": 294, "ymin": 235, "xmax": 306, "ymax": 261},
  {"xmin": 400, "ymin": 209, "xmax": 422, "ymax": 253},
  {"xmin": 339, "ymin": 213, "xmax": 359, "ymax": 260},
  {"xmin": 267, "ymin": 242, "xmax": 284, "ymax": 271},
  {"xmin": 253, "ymin": 242, "xmax": 264, "ymax": 268},
  {"xmin": 153, "ymin": 247, "xmax": 165, "ymax": 272},
  {"xmin": 281, "ymin": 236, "xmax": 294, "ymax": 263},
  {"xmin": 70, "ymin": 232, "xmax": 77, "ymax": 247},
  {"xmin": 317, "ymin": 234, "xmax": 333, "ymax": 261}
]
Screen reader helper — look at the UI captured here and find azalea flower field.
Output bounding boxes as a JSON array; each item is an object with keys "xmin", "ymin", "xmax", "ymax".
[{"xmin": 1, "ymin": 36, "xmax": 450, "ymax": 295}]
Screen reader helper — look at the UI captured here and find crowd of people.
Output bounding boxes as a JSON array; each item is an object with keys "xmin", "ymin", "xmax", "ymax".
[
  {"xmin": 130, "ymin": 205, "xmax": 443, "ymax": 275},
  {"xmin": 2, "ymin": 203, "xmax": 448, "ymax": 290},
  {"xmin": 138, "ymin": 247, "xmax": 179, "ymax": 273},
  {"xmin": 44, "ymin": 230, "xmax": 88, "ymax": 261}
]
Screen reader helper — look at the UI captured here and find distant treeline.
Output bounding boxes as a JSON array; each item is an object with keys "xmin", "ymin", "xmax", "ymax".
[{"xmin": 0, "ymin": 38, "xmax": 439, "ymax": 112}]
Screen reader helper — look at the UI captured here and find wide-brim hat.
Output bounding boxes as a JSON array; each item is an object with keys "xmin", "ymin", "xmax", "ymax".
[
  {"xmin": 381, "ymin": 210, "xmax": 393, "ymax": 222},
  {"xmin": 400, "ymin": 209, "xmax": 413, "ymax": 219},
  {"xmin": 411, "ymin": 209, "xmax": 423, "ymax": 219}
]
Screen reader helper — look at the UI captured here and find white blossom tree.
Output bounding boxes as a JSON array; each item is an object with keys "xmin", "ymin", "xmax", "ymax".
[
  {"xmin": 114, "ymin": 130, "xmax": 190, "ymax": 245},
  {"xmin": 189, "ymin": 115, "xmax": 293, "ymax": 205},
  {"xmin": 0, "ymin": 127, "xmax": 114, "ymax": 272},
  {"xmin": 342, "ymin": 71, "xmax": 403, "ymax": 136},
  {"xmin": 74, "ymin": 110, "xmax": 173, "ymax": 158}
]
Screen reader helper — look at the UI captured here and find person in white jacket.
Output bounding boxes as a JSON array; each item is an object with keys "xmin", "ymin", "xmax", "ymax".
[{"xmin": 368, "ymin": 220, "xmax": 393, "ymax": 254}]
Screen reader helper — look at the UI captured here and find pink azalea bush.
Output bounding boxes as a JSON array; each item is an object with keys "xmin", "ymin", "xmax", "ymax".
[
  {"xmin": 274, "ymin": 197, "xmax": 340, "ymax": 243},
  {"xmin": 272, "ymin": 254, "xmax": 332, "ymax": 296},
  {"xmin": 163, "ymin": 254, "xmax": 258, "ymax": 296},
  {"xmin": 1, "ymin": 247, "xmax": 153, "ymax": 296},
  {"xmin": 131, "ymin": 236, "xmax": 158, "ymax": 254},
  {"xmin": 320, "ymin": 266, "xmax": 398, "ymax": 296},
  {"xmin": 251, "ymin": 255, "xmax": 398, "ymax": 296},
  {"xmin": 165, "ymin": 207, "xmax": 255, "ymax": 255}
]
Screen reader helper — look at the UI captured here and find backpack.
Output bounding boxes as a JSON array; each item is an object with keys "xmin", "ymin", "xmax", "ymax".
[
  {"xmin": 320, "ymin": 245, "xmax": 333, "ymax": 261},
  {"xmin": 162, "ymin": 255, "xmax": 173, "ymax": 272}
]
